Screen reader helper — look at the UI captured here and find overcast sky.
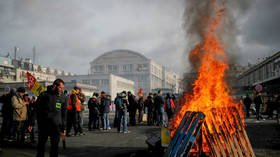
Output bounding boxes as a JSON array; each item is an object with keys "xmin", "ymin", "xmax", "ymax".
[{"xmin": 0, "ymin": 0, "xmax": 279, "ymax": 75}]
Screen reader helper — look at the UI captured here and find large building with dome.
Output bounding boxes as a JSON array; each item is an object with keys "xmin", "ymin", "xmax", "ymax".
[
  {"xmin": 61, "ymin": 49, "xmax": 180, "ymax": 97},
  {"xmin": 89, "ymin": 49, "xmax": 180, "ymax": 95}
]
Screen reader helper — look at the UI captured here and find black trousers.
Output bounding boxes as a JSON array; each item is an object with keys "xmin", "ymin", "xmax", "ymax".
[
  {"xmin": 66, "ymin": 111, "xmax": 77, "ymax": 135},
  {"xmin": 88, "ymin": 111, "xmax": 99, "ymax": 130},
  {"xmin": 129, "ymin": 109, "xmax": 136, "ymax": 126},
  {"xmin": 36, "ymin": 124, "xmax": 60, "ymax": 157}
]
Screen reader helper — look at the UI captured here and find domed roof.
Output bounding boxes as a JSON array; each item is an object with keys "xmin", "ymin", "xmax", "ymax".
[{"xmin": 91, "ymin": 49, "xmax": 149, "ymax": 64}]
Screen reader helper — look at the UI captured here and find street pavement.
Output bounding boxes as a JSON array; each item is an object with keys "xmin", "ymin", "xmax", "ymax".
[{"xmin": 0, "ymin": 116, "xmax": 279, "ymax": 157}]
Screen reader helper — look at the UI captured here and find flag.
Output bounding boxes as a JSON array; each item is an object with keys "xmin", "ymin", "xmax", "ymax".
[
  {"xmin": 137, "ymin": 88, "xmax": 143, "ymax": 97},
  {"xmin": 26, "ymin": 72, "xmax": 45, "ymax": 96}
]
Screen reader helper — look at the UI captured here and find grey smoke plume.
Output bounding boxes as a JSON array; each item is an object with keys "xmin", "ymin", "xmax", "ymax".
[
  {"xmin": 182, "ymin": 0, "xmax": 253, "ymax": 91},
  {"xmin": 184, "ymin": 0, "xmax": 253, "ymax": 70}
]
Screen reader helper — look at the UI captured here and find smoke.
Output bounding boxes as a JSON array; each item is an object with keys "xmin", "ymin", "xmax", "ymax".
[
  {"xmin": 184, "ymin": 0, "xmax": 253, "ymax": 69},
  {"xmin": 182, "ymin": 0, "xmax": 253, "ymax": 91}
]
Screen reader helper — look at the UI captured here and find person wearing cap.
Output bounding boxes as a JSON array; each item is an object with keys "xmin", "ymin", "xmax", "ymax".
[
  {"xmin": 11, "ymin": 87, "xmax": 27, "ymax": 144},
  {"xmin": 36, "ymin": 79, "xmax": 67, "ymax": 157}
]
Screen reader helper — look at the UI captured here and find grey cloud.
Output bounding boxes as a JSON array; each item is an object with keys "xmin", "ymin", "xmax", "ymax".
[{"xmin": 0, "ymin": 0, "xmax": 279, "ymax": 75}]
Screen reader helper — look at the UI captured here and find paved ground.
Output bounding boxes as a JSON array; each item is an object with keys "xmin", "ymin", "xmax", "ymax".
[
  {"xmin": 245, "ymin": 118, "xmax": 280, "ymax": 157},
  {"xmin": 0, "ymin": 116, "xmax": 279, "ymax": 157}
]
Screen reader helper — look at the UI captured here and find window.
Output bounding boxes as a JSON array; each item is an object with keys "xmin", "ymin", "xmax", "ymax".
[
  {"xmin": 137, "ymin": 64, "xmax": 148, "ymax": 71},
  {"xmin": 107, "ymin": 65, "xmax": 118, "ymax": 72},
  {"xmin": 122, "ymin": 64, "xmax": 132, "ymax": 72},
  {"xmin": 82, "ymin": 79, "xmax": 90, "ymax": 84},
  {"xmin": 93, "ymin": 65, "xmax": 104, "ymax": 73},
  {"xmin": 92, "ymin": 79, "xmax": 100, "ymax": 85},
  {"xmin": 101, "ymin": 79, "xmax": 109, "ymax": 85}
]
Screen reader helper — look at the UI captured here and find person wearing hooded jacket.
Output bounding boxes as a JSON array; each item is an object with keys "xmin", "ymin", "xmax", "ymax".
[{"xmin": 36, "ymin": 79, "xmax": 67, "ymax": 157}]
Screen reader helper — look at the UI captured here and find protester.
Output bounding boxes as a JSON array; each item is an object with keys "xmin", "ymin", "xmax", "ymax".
[
  {"xmin": 36, "ymin": 79, "xmax": 67, "ymax": 157},
  {"xmin": 0, "ymin": 87, "xmax": 14, "ymax": 147},
  {"xmin": 102, "ymin": 95, "xmax": 111, "ymax": 130},
  {"xmin": 11, "ymin": 87, "xmax": 27, "ymax": 144},
  {"xmin": 88, "ymin": 93, "xmax": 100, "ymax": 131},
  {"xmin": 145, "ymin": 93, "xmax": 154, "ymax": 126},
  {"xmin": 137, "ymin": 96, "xmax": 144, "ymax": 124},
  {"xmin": 116, "ymin": 91, "xmax": 129, "ymax": 133},
  {"xmin": 26, "ymin": 96, "xmax": 36, "ymax": 143},
  {"xmin": 99, "ymin": 91, "xmax": 106, "ymax": 129},
  {"xmin": 67, "ymin": 87, "xmax": 85, "ymax": 136},
  {"xmin": 164, "ymin": 93, "xmax": 175, "ymax": 121},
  {"xmin": 127, "ymin": 91, "xmax": 137, "ymax": 126},
  {"xmin": 254, "ymin": 92, "xmax": 264, "ymax": 121},
  {"xmin": 243, "ymin": 94, "xmax": 252, "ymax": 118},
  {"xmin": 154, "ymin": 90, "xmax": 165, "ymax": 126},
  {"xmin": 77, "ymin": 89, "xmax": 86, "ymax": 129}
]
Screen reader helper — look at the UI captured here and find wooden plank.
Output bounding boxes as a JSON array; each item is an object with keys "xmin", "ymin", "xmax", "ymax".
[
  {"xmin": 232, "ymin": 134, "xmax": 246, "ymax": 157},
  {"xmin": 236, "ymin": 130, "xmax": 251, "ymax": 157},
  {"xmin": 178, "ymin": 113, "xmax": 205, "ymax": 157},
  {"xmin": 169, "ymin": 112, "xmax": 197, "ymax": 157},
  {"xmin": 203, "ymin": 129, "xmax": 220, "ymax": 157},
  {"xmin": 241, "ymin": 127, "xmax": 256, "ymax": 157},
  {"xmin": 204, "ymin": 122, "xmax": 227, "ymax": 157},
  {"xmin": 166, "ymin": 112, "xmax": 192, "ymax": 157}
]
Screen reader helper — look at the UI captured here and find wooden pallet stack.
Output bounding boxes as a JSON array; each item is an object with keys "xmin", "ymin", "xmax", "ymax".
[{"xmin": 166, "ymin": 108, "xmax": 256, "ymax": 157}]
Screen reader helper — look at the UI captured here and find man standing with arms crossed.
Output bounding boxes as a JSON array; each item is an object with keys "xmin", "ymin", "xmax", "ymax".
[{"xmin": 36, "ymin": 79, "xmax": 67, "ymax": 157}]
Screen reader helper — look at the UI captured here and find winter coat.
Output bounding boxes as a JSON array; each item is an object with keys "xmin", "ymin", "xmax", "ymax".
[{"xmin": 11, "ymin": 95, "xmax": 27, "ymax": 121}]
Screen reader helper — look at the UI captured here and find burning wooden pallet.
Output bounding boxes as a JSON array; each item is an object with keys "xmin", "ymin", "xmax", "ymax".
[{"xmin": 166, "ymin": 108, "xmax": 255, "ymax": 157}]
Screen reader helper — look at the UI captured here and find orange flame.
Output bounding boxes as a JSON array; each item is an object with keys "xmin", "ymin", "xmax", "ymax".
[{"xmin": 171, "ymin": 0, "xmax": 244, "ymax": 140}]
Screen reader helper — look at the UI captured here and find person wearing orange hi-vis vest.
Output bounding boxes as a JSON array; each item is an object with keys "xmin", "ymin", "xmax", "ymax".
[{"xmin": 66, "ymin": 87, "xmax": 82, "ymax": 136}]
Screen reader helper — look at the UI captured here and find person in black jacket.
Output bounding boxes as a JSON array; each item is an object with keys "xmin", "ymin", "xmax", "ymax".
[
  {"xmin": 243, "ymin": 94, "xmax": 252, "ymax": 118},
  {"xmin": 127, "ymin": 91, "xmax": 137, "ymax": 126},
  {"xmin": 0, "ymin": 87, "xmax": 14, "ymax": 148},
  {"xmin": 253, "ymin": 92, "xmax": 263, "ymax": 121},
  {"xmin": 88, "ymin": 94, "xmax": 100, "ymax": 130},
  {"xmin": 36, "ymin": 79, "xmax": 67, "ymax": 157},
  {"xmin": 26, "ymin": 96, "xmax": 36, "ymax": 143}
]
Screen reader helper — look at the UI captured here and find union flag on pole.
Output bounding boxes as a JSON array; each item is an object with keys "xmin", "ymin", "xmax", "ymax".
[{"xmin": 26, "ymin": 72, "xmax": 45, "ymax": 96}]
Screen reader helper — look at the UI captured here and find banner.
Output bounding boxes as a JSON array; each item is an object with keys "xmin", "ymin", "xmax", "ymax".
[{"xmin": 26, "ymin": 72, "xmax": 45, "ymax": 96}]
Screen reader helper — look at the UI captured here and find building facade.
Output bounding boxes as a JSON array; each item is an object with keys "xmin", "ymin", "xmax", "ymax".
[
  {"xmin": 238, "ymin": 51, "xmax": 280, "ymax": 93},
  {"xmin": 90, "ymin": 49, "xmax": 180, "ymax": 95},
  {"xmin": 0, "ymin": 55, "xmax": 73, "ymax": 83},
  {"xmin": 60, "ymin": 74, "xmax": 135, "ymax": 99}
]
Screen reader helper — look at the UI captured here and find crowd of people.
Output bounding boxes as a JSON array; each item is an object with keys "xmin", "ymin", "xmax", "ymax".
[
  {"xmin": 87, "ymin": 90, "xmax": 177, "ymax": 133},
  {"xmin": 0, "ymin": 79, "xmax": 177, "ymax": 157},
  {"xmin": 242, "ymin": 92, "xmax": 280, "ymax": 122}
]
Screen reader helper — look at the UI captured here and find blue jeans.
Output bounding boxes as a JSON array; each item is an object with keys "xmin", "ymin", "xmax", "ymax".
[
  {"xmin": 117, "ymin": 109, "xmax": 128, "ymax": 132},
  {"xmin": 103, "ymin": 113, "xmax": 110, "ymax": 130},
  {"xmin": 157, "ymin": 107, "xmax": 165, "ymax": 126}
]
